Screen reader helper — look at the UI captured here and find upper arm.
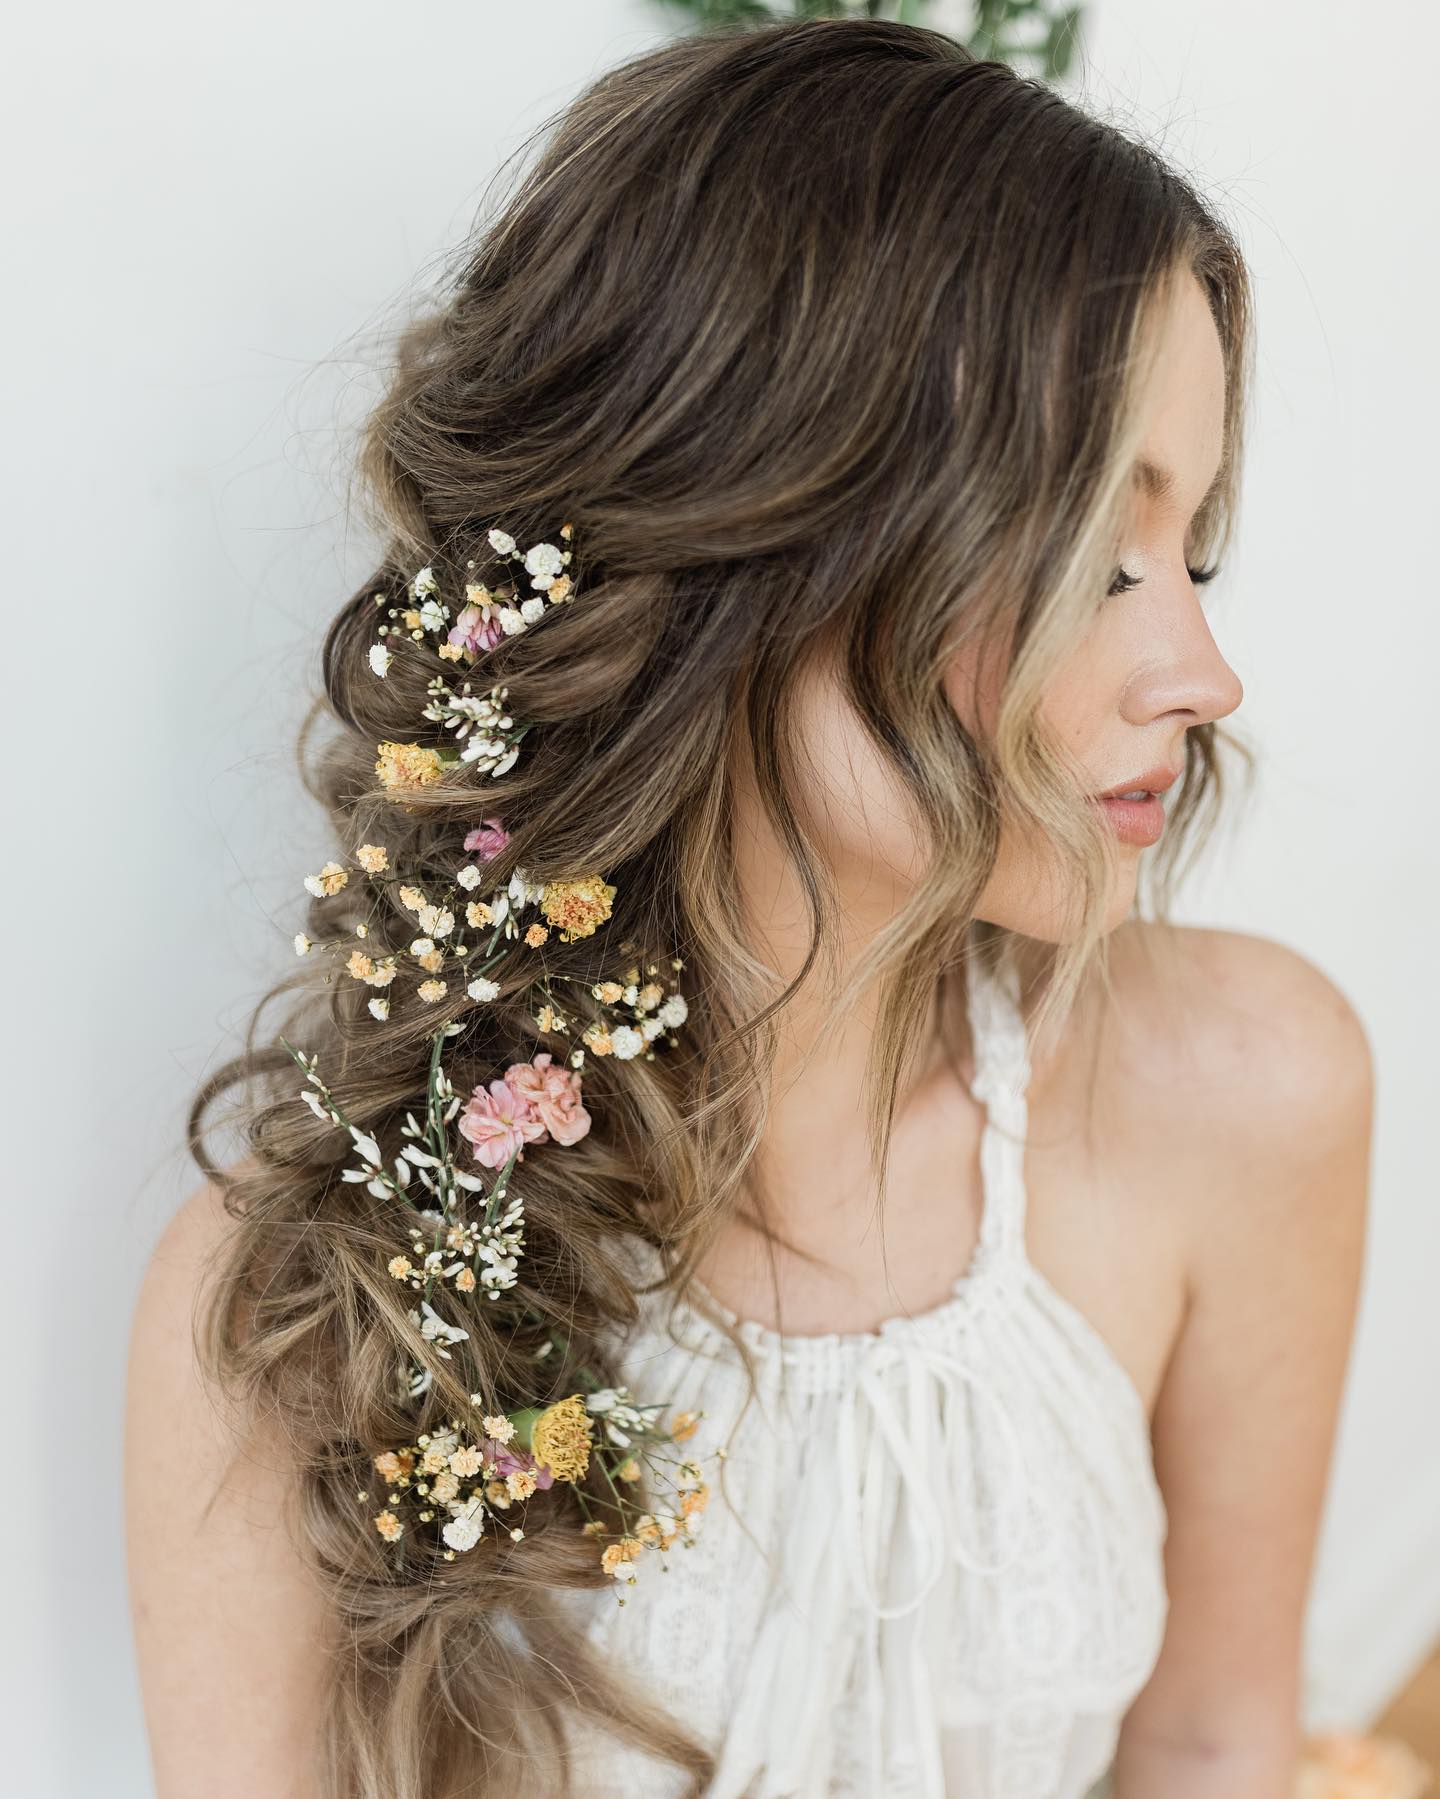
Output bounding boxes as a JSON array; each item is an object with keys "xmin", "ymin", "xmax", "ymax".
[
  {"xmin": 124, "ymin": 1179, "xmax": 334, "ymax": 1798},
  {"xmin": 1119, "ymin": 930, "xmax": 1373, "ymax": 1763}
]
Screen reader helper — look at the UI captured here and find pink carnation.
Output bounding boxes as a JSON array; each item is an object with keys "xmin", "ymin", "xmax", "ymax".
[
  {"xmin": 488, "ymin": 1440, "xmax": 555, "ymax": 1490},
  {"xmin": 503, "ymin": 1052, "xmax": 592, "ymax": 1147},
  {"xmin": 464, "ymin": 817, "xmax": 511, "ymax": 861},
  {"xmin": 457, "ymin": 1076, "xmax": 547, "ymax": 1169},
  {"xmin": 448, "ymin": 602, "xmax": 504, "ymax": 656}
]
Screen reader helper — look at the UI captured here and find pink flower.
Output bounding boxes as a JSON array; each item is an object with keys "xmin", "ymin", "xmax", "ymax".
[
  {"xmin": 504, "ymin": 1052, "xmax": 592, "ymax": 1147},
  {"xmin": 488, "ymin": 1440, "xmax": 555, "ymax": 1489},
  {"xmin": 448, "ymin": 602, "xmax": 504, "ymax": 656},
  {"xmin": 464, "ymin": 817, "xmax": 511, "ymax": 860},
  {"xmin": 457, "ymin": 1077, "xmax": 547, "ymax": 1169}
]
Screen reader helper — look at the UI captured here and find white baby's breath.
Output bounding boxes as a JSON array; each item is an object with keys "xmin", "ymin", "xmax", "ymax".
[{"xmin": 368, "ymin": 642, "xmax": 393, "ymax": 678}]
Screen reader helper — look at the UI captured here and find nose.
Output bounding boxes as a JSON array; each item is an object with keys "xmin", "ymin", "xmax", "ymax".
[{"xmin": 1130, "ymin": 579, "xmax": 1244, "ymax": 728}]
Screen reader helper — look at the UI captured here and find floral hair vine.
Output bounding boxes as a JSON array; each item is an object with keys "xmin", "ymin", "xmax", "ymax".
[{"xmin": 278, "ymin": 521, "xmax": 714, "ymax": 1593}]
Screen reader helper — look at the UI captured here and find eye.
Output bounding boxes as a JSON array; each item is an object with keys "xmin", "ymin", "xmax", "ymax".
[{"xmin": 1105, "ymin": 563, "xmax": 1222, "ymax": 597}]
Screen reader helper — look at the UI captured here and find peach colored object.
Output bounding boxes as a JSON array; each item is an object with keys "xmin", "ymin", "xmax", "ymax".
[{"xmin": 1296, "ymin": 1731, "xmax": 1433, "ymax": 1799}]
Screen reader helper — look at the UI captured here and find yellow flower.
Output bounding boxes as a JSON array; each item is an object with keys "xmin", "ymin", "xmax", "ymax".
[
  {"xmin": 539, "ymin": 875, "xmax": 616, "ymax": 943},
  {"xmin": 454, "ymin": 1266, "xmax": 476, "ymax": 1293},
  {"xmin": 616, "ymin": 1458, "xmax": 641, "ymax": 1483},
  {"xmin": 373, "ymin": 1510, "xmax": 404, "ymax": 1543},
  {"xmin": 387, "ymin": 1256, "xmax": 413, "ymax": 1281},
  {"xmin": 375, "ymin": 741, "xmax": 444, "ymax": 791},
  {"xmin": 348, "ymin": 951, "xmax": 376, "ymax": 981},
  {"xmin": 594, "ymin": 980, "xmax": 624, "ymax": 1004},
  {"xmin": 373, "ymin": 1450, "xmax": 411, "ymax": 1482},
  {"xmin": 485, "ymin": 1479, "xmax": 512, "ymax": 1509},
  {"xmin": 399, "ymin": 884, "xmax": 428, "ymax": 912},
  {"xmin": 530, "ymin": 1394, "xmax": 593, "ymax": 1483},
  {"xmin": 430, "ymin": 1472, "xmax": 460, "ymax": 1504},
  {"xmin": 670, "ymin": 1410, "xmax": 700, "ymax": 1443},
  {"xmin": 581, "ymin": 1024, "xmax": 613, "ymax": 1057},
  {"xmin": 465, "ymin": 901, "xmax": 492, "ymax": 928},
  {"xmin": 418, "ymin": 979, "xmax": 447, "ymax": 1003},
  {"xmin": 580, "ymin": 1519, "xmax": 608, "ymax": 1538},
  {"xmin": 366, "ymin": 958, "xmax": 398, "ymax": 987},
  {"xmin": 355, "ymin": 843, "xmax": 389, "ymax": 873},
  {"xmin": 679, "ymin": 1483, "xmax": 709, "ymax": 1517},
  {"xmin": 448, "ymin": 1445, "xmax": 483, "ymax": 1479},
  {"xmin": 600, "ymin": 1536, "xmax": 644, "ymax": 1580},
  {"xmin": 506, "ymin": 1469, "xmax": 538, "ymax": 1501},
  {"xmin": 524, "ymin": 923, "xmax": 549, "ymax": 948},
  {"xmin": 304, "ymin": 861, "xmax": 349, "ymax": 897},
  {"xmin": 633, "ymin": 1514, "xmax": 663, "ymax": 1546}
]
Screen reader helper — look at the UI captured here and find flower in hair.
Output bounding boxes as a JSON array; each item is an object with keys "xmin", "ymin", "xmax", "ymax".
[{"xmin": 281, "ymin": 518, "xmax": 715, "ymax": 1587}]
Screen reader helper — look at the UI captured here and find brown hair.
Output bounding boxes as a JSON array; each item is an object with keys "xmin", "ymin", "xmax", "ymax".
[{"xmin": 187, "ymin": 18, "xmax": 1254, "ymax": 1796}]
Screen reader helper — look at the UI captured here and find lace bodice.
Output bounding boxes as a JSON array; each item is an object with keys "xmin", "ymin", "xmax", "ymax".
[{"xmin": 564, "ymin": 947, "xmax": 1169, "ymax": 1798}]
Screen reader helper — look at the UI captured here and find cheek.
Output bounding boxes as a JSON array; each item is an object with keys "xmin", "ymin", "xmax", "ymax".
[{"xmin": 789, "ymin": 671, "xmax": 927, "ymax": 880}]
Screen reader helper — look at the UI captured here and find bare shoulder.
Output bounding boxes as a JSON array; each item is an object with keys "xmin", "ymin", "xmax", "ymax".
[
  {"xmin": 125, "ymin": 1170, "xmax": 331, "ymax": 1798},
  {"xmin": 1102, "ymin": 926, "xmax": 1376, "ymax": 1752},
  {"xmin": 1103, "ymin": 920, "xmax": 1373, "ymax": 1148}
]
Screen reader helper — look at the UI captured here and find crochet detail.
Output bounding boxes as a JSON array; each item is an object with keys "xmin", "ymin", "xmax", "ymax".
[{"xmin": 564, "ymin": 940, "xmax": 1169, "ymax": 1798}]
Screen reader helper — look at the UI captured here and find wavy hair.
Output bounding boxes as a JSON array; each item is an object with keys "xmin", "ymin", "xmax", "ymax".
[{"xmin": 186, "ymin": 17, "xmax": 1254, "ymax": 1797}]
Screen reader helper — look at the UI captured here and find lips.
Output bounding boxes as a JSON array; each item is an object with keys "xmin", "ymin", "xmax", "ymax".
[{"xmin": 1094, "ymin": 765, "xmax": 1179, "ymax": 800}]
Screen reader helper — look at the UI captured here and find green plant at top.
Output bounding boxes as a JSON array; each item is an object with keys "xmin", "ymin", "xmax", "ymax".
[{"xmin": 650, "ymin": 0, "xmax": 1085, "ymax": 82}]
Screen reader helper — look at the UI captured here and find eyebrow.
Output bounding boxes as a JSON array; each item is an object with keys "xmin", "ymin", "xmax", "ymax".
[
  {"xmin": 1133, "ymin": 457, "xmax": 1177, "ymax": 502},
  {"xmin": 1133, "ymin": 455, "xmax": 1224, "ymax": 511}
]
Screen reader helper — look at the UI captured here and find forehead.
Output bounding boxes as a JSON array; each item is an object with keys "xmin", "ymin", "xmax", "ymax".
[{"xmin": 1131, "ymin": 272, "xmax": 1227, "ymax": 511}]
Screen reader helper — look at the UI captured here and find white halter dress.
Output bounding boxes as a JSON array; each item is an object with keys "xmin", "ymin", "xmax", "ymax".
[{"xmin": 566, "ymin": 949, "xmax": 1169, "ymax": 1798}]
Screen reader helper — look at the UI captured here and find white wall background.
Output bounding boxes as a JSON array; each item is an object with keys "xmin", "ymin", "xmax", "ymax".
[{"xmin": 4, "ymin": 2, "xmax": 1434, "ymax": 1792}]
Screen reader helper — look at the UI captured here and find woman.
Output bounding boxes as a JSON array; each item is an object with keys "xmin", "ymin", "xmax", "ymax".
[{"xmin": 124, "ymin": 19, "xmax": 1372, "ymax": 1799}]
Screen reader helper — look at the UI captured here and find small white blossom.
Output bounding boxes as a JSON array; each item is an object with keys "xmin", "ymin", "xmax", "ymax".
[
  {"xmin": 468, "ymin": 976, "xmax": 501, "ymax": 1002},
  {"xmin": 609, "ymin": 1025, "xmax": 644, "ymax": 1060},
  {"xmin": 410, "ymin": 937, "xmax": 436, "ymax": 958},
  {"xmin": 657, "ymin": 995, "xmax": 688, "ymax": 1029},
  {"xmin": 487, "ymin": 528, "xmax": 517, "ymax": 556},
  {"xmin": 411, "ymin": 565, "xmax": 438, "ymax": 599},
  {"xmin": 368, "ymin": 997, "xmax": 390, "ymax": 1021},
  {"xmin": 294, "ymin": 933, "xmax": 312, "ymax": 955},
  {"xmin": 456, "ymin": 864, "xmax": 482, "ymax": 891},
  {"xmin": 418, "ymin": 598, "xmax": 446, "ymax": 634},
  {"xmin": 524, "ymin": 541, "xmax": 566, "ymax": 587},
  {"xmin": 412, "ymin": 1299, "xmax": 470, "ymax": 1349},
  {"xmin": 442, "ymin": 1513, "xmax": 483, "ymax": 1552},
  {"xmin": 497, "ymin": 606, "xmax": 527, "ymax": 636},
  {"xmin": 368, "ymin": 642, "xmax": 393, "ymax": 678},
  {"xmin": 519, "ymin": 596, "xmax": 546, "ymax": 624}
]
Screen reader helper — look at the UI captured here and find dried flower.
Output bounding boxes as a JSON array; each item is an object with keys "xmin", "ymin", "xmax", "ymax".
[
  {"xmin": 539, "ymin": 875, "xmax": 616, "ymax": 943},
  {"xmin": 375, "ymin": 741, "xmax": 445, "ymax": 791},
  {"xmin": 530, "ymin": 1395, "xmax": 594, "ymax": 1483}
]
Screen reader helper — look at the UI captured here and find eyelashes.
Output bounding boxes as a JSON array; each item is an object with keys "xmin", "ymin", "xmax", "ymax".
[{"xmin": 1106, "ymin": 563, "xmax": 1221, "ymax": 598}]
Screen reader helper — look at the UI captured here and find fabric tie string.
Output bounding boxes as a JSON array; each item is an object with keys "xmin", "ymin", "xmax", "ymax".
[{"xmin": 835, "ymin": 1331, "xmax": 1034, "ymax": 1622}]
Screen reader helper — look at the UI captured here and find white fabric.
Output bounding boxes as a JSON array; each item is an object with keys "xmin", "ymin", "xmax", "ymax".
[{"xmin": 565, "ymin": 948, "xmax": 1169, "ymax": 1798}]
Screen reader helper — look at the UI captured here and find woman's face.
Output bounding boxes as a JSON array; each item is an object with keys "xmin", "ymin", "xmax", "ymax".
[
  {"xmin": 773, "ymin": 270, "xmax": 1243, "ymax": 951},
  {"xmin": 947, "ymin": 268, "xmax": 1245, "ymax": 943}
]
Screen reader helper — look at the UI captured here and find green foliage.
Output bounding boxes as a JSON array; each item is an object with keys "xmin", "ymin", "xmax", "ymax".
[{"xmin": 650, "ymin": 0, "xmax": 1085, "ymax": 81}]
